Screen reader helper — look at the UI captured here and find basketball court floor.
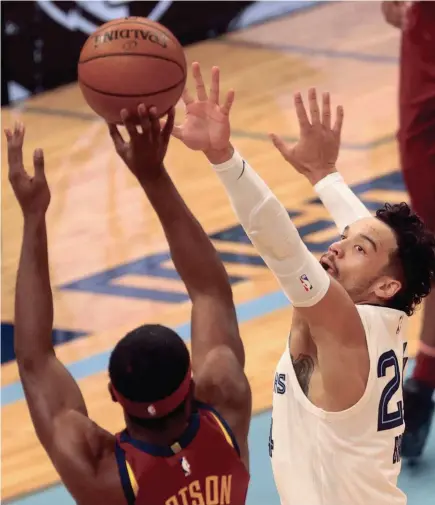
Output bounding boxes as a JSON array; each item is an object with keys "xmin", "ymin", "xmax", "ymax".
[{"xmin": 1, "ymin": 2, "xmax": 434, "ymax": 504}]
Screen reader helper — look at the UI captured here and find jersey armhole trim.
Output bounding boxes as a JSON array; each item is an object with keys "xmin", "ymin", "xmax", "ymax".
[
  {"xmin": 197, "ymin": 402, "xmax": 241, "ymax": 457},
  {"xmin": 115, "ymin": 442, "xmax": 137, "ymax": 505}
]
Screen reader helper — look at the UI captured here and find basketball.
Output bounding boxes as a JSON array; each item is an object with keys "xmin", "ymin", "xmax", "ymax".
[{"xmin": 78, "ymin": 17, "xmax": 187, "ymax": 123}]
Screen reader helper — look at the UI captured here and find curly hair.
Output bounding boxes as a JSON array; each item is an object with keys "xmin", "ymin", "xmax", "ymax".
[{"xmin": 376, "ymin": 203, "xmax": 435, "ymax": 316}]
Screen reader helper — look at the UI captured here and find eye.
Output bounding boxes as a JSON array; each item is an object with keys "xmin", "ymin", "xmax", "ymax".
[
  {"xmin": 355, "ymin": 245, "xmax": 365, "ymax": 254},
  {"xmin": 340, "ymin": 234, "xmax": 347, "ymax": 240}
]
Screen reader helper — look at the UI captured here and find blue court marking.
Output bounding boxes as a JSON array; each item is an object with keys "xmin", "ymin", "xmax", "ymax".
[
  {"xmin": 60, "ymin": 250, "xmax": 247, "ymax": 303},
  {"xmin": 1, "ymin": 323, "xmax": 88, "ymax": 365},
  {"xmin": 58, "ymin": 214, "xmax": 335, "ymax": 303},
  {"xmin": 57, "ymin": 170, "xmax": 404, "ymax": 303},
  {"xmin": 0, "ymin": 291, "xmax": 291, "ymax": 407},
  {"xmin": 217, "ymin": 38, "xmax": 399, "ymax": 65}
]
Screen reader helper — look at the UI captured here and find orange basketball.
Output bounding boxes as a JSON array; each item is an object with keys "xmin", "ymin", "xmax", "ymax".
[{"xmin": 78, "ymin": 17, "xmax": 187, "ymax": 123}]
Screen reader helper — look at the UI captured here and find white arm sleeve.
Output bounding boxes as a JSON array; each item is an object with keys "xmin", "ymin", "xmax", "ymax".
[
  {"xmin": 212, "ymin": 151, "xmax": 330, "ymax": 308},
  {"xmin": 313, "ymin": 172, "xmax": 372, "ymax": 232}
]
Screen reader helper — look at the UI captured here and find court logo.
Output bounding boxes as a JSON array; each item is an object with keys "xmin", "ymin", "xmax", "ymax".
[
  {"xmin": 59, "ymin": 171, "xmax": 407, "ymax": 304},
  {"xmin": 299, "ymin": 274, "xmax": 313, "ymax": 292}
]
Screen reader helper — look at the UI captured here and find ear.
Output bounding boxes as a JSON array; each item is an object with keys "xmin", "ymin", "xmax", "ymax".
[
  {"xmin": 373, "ymin": 276, "xmax": 402, "ymax": 301},
  {"xmin": 108, "ymin": 383, "xmax": 117, "ymax": 403}
]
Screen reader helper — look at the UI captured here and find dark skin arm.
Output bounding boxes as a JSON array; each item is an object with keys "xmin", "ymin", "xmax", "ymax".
[
  {"xmin": 6, "ymin": 124, "xmax": 125, "ymax": 505},
  {"xmin": 108, "ymin": 106, "xmax": 252, "ymax": 467}
]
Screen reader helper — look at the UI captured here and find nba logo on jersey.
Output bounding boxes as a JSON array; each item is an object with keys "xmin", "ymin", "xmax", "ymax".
[
  {"xmin": 299, "ymin": 274, "xmax": 312, "ymax": 292},
  {"xmin": 180, "ymin": 457, "xmax": 191, "ymax": 477}
]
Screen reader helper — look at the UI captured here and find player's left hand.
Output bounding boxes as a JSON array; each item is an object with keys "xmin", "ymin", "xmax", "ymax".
[
  {"xmin": 108, "ymin": 104, "xmax": 174, "ymax": 183},
  {"xmin": 270, "ymin": 88, "xmax": 343, "ymax": 186},
  {"xmin": 5, "ymin": 122, "xmax": 51, "ymax": 217}
]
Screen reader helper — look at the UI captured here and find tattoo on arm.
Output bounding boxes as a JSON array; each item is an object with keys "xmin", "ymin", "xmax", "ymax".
[{"xmin": 291, "ymin": 354, "xmax": 314, "ymax": 396}]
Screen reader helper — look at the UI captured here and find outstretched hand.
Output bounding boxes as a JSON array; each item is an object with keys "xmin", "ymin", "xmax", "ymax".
[
  {"xmin": 270, "ymin": 88, "xmax": 344, "ymax": 185},
  {"xmin": 170, "ymin": 62, "xmax": 235, "ymax": 163},
  {"xmin": 381, "ymin": 1, "xmax": 410, "ymax": 29},
  {"xmin": 108, "ymin": 104, "xmax": 174, "ymax": 184},
  {"xmin": 5, "ymin": 122, "xmax": 50, "ymax": 217}
]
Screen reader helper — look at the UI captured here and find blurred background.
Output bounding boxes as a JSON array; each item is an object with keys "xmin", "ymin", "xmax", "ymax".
[{"xmin": 1, "ymin": 0, "xmax": 316, "ymax": 105}]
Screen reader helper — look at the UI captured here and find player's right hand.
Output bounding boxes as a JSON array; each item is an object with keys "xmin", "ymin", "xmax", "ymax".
[
  {"xmin": 170, "ymin": 62, "xmax": 235, "ymax": 164},
  {"xmin": 108, "ymin": 105, "xmax": 174, "ymax": 184},
  {"xmin": 270, "ymin": 89, "xmax": 344, "ymax": 186}
]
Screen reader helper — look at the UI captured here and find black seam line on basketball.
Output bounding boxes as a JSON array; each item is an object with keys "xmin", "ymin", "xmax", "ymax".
[
  {"xmin": 90, "ymin": 19, "xmax": 179, "ymax": 45},
  {"xmin": 79, "ymin": 52, "xmax": 185, "ymax": 75},
  {"xmin": 79, "ymin": 76, "xmax": 186, "ymax": 98}
]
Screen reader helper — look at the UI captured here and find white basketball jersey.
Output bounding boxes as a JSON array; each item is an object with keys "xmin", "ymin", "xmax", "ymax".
[{"xmin": 271, "ymin": 304, "xmax": 408, "ymax": 505}]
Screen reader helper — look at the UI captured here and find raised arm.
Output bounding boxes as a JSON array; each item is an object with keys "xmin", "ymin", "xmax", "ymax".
[
  {"xmin": 210, "ymin": 149, "xmax": 365, "ymax": 345},
  {"xmin": 169, "ymin": 66, "xmax": 366, "ymax": 389},
  {"xmin": 5, "ymin": 124, "xmax": 118, "ymax": 504},
  {"xmin": 271, "ymin": 89, "xmax": 372, "ymax": 232},
  {"xmin": 108, "ymin": 106, "xmax": 251, "ymax": 462}
]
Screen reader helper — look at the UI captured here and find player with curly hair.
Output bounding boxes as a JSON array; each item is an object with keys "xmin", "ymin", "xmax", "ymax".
[{"xmin": 170, "ymin": 63, "xmax": 435, "ymax": 505}]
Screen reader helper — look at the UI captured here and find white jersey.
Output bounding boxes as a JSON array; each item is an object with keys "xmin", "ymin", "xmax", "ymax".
[{"xmin": 271, "ymin": 304, "xmax": 408, "ymax": 505}]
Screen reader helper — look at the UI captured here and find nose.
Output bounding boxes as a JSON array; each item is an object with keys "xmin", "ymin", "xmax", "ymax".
[{"xmin": 328, "ymin": 240, "xmax": 344, "ymax": 258}]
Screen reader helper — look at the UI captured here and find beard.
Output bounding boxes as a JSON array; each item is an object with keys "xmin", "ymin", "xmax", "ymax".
[{"xmin": 338, "ymin": 272, "xmax": 378, "ymax": 305}]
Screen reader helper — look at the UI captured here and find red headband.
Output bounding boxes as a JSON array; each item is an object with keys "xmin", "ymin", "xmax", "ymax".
[{"xmin": 111, "ymin": 365, "xmax": 192, "ymax": 419}]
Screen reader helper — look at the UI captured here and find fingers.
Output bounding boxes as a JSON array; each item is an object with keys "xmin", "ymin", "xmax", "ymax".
[
  {"xmin": 5, "ymin": 121, "xmax": 26, "ymax": 181},
  {"xmin": 308, "ymin": 88, "xmax": 320, "ymax": 126},
  {"xmin": 293, "ymin": 93, "xmax": 310, "ymax": 132},
  {"xmin": 138, "ymin": 104, "xmax": 152, "ymax": 141},
  {"xmin": 162, "ymin": 107, "xmax": 175, "ymax": 145},
  {"xmin": 33, "ymin": 148, "xmax": 45, "ymax": 179},
  {"xmin": 171, "ymin": 124, "xmax": 183, "ymax": 139},
  {"xmin": 107, "ymin": 123, "xmax": 126, "ymax": 153},
  {"xmin": 192, "ymin": 62, "xmax": 208, "ymax": 101},
  {"xmin": 221, "ymin": 89, "xmax": 235, "ymax": 116},
  {"xmin": 147, "ymin": 106, "xmax": 161, "ymax": 143},
  {"xmin": 161, "ymin": 118, "xmax": 183, "ymax": 139},
  {"xmin": 322, "ymin": 92, "xmax": 331, "ymax": 129},
  {"xmin": 182, "ymin": 87, "xmax": 194, "ymax": 107},
  {"xmin": 209, "ymin": 66, "xmax": 220, "ymax": 105},
  {"xmin": 269, "ymin": 133, "xmax": 290, "ymax": 160},
  {"xmin": 333, "ymin": 105, "xmax": 344, "ymax": 138},
  {"xmin": 121, "ymin": 109, "xmax": 139, "ymax": 140}
]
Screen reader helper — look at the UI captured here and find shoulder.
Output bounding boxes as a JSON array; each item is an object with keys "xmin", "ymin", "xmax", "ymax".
[
  {"xmin": 196, "ymin": 402, "xmax": 241, "ymax": 455},
  {"xmin": 194, "ymin": 346, "xmax": 251, "ymax": 406},
  {"xmin": 356, "ymin": 304, "xmax": 408, "ymax": 338}
]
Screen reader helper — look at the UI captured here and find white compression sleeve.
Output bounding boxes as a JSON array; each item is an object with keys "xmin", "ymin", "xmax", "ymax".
[
  {"xmin": 212, "ymin": 150, "xmax": 330, "ymax": 308},
  {"xmin": 314, "ymin": 172, "xmax": 372, "ymax": 232}
]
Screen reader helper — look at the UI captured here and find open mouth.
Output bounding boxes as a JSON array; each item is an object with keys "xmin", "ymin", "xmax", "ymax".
[{"xmin": 320, "ymin": 257, "xmax": 338, "ymax": 276}]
